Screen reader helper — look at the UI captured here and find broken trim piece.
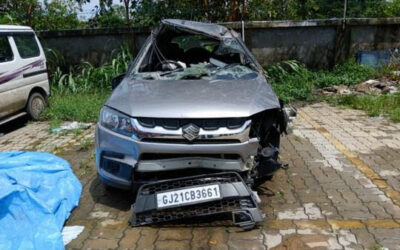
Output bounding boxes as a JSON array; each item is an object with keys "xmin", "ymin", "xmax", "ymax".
[{"xmin": 130, "ymin": 172, "xmax": 263, "ymax": 229}]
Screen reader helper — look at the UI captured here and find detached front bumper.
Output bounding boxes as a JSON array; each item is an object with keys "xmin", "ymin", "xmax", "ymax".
[
  {"xmin": 130, "ymin": 172, "xmax": 264, "ymax": 229},
  {"xmin": 95, "ymin": 124, "xmax": 259, "ymax": 190}
]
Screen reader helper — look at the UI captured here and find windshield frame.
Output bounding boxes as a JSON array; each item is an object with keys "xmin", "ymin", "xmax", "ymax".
[{"xmin": 128, "ymin": 23, "xmax": 263, "ymax": 78}]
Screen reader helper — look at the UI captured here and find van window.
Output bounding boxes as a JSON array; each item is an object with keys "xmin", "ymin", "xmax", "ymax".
[
  {"xmin": 14, "ymin": 34, "xmax": 40, "ymax": 59},
  {"xmin": 0, "ymin": 36, "xmax": 13, "ymax": 63}
]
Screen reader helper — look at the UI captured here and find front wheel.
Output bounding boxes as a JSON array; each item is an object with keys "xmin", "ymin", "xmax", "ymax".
[{"xmin": 26, "ymin": 92, "xmax": 46, "ymax": 120}]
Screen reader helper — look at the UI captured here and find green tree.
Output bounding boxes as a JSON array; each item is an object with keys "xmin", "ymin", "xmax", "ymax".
[
  {"xmin": 0, "ymin": 0, "xmax": 40, "ymax": 26},
  {"xmin": 385, "ymin": 0, "xmax": 400, "ymax": 16},
  {"xmin": 35, "ymin": 0, "xmax": 82, "ymax": 30},
  {"xmin": 0, "ymin": 0, "xmax": 82, "ymax": 30},
  {"xmin": 131, "ymin": 0, "xmax": 249, "ymax": 26},
  {"xmin": 313, "ymin": 0, "xmax": 390, "ymax": 19},
  {"xmin": 77, "ymin": 0, "xmax": 133, "ymax": 26},
  {"xmin": 87, "ymin": 5, "xmax": 125, "ymax": 28}
]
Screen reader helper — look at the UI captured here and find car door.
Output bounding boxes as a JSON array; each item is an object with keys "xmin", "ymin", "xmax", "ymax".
[{"xmin": 0, "ymin": 34, "xmax": 20, "ymax": 118}]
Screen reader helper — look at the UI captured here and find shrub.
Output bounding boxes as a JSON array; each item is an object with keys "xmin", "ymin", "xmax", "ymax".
[
  {"xmin": 42, "ymin": 45, "xmax": 133, "ymax": 122},
  {"xmin": 313, "ymin": 60, "xmax": 379, "ymax": 88},
  {"xmin": 264, "ymin": 59, "xmax": 381, "ymax": 103},
  {"xmin": 327, "ymin": 93, "xmax": 400, "ymax": 122},
  {"xmin": 264, "ymin": 60, "xmax": 314, "ymax": 102},
  {"xmin": 46, "ymin": 45, "xmax": 133, "ymax": 93}
]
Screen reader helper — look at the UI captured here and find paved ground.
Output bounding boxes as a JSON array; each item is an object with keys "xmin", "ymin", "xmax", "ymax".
[{"xmin": 1, "ymin": 102, "xmax": 400, "ymax": 249}]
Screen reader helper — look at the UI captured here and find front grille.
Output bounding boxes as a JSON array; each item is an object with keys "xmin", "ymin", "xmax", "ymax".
[
  {"xmin": 138, "ymin": 172, "xmax": 241, "ymax": 195},
  {"xmin": 131, "ymin": 172, "xmax": 262, "ymax": 229},
  {"xmin": 137, "ymin": 117, "xmax": 246, "ymax": 130},
  {"xmin": 140, "ymin": 153, "xmax": 240, "ymax": 160},
  {"xmin": 140, "ymin": 138, "xmax": 241, "ymax": 144},
  {"xmin": 134, "ymin": 197, "xmax": 254, "ymax": 225}
]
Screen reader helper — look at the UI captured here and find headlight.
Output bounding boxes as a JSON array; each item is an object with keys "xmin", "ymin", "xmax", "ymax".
[{"xmin": 100, "ymin": 107, "xmax": 136, "ymax": 137}]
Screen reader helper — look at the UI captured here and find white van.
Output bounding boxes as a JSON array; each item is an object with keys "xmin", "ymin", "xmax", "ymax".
[{"xmin": 0, "ymin": 25, "xmax": 49, "ymax": 125}]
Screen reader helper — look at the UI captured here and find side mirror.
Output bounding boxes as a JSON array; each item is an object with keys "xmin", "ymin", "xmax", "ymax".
[{"xmin": 111, "ymin": 73, "xmax": 126, "ymax": 90}]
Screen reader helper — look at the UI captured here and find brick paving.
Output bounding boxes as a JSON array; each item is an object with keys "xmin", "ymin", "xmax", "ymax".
[
  {"xmin": 1, "ymin": 103, "xmax": 400, "ymax": 249},
  {"xmin": 0, "ymin": 121, "xmax": 94, "ymax": 152}
]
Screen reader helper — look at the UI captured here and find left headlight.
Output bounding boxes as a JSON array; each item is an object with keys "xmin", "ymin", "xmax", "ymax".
[{"xmin": 100, "ymin": 106, "xmax": 136, "ymax": 137}]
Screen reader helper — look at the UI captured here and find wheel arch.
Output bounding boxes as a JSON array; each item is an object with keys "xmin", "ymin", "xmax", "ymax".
[{"xmin": 28, "ymin": 86, "xmax": 48, "ymax": 100}]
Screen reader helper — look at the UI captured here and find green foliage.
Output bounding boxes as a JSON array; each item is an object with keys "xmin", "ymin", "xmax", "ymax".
[
  {"xmin": 87, "ymin": 5, "xmax": 126, "ymax": 28},
  {"xmin": 49, "ymin": 45, "xmax": 132, "ymax": 93},
  {"xmin": 0, "ymin": 13, "xmax": 15, "ymax": 24},
  {"xmin": 43, "ymin": 45, "xmax": 132, "ymax": 122},
  {"xmin": 4, "ymin": 0, "xmax": 400, "ymax": 29},
  {"xmin": 130, "ymin": 0, "xmax": 400, "ymax": 25},
  {"xmin": 131, "ymin": 0, "xmax": 206, "ymax": 26},
  {"xmin": 0, "ymin": 0, "xmax": 82, "ymax": 30},
  {"xmin": 34, "ymin": 0, "xmax": 83, "ymax": 30},
  {"xmin": 265, "ymin": 59, "xmax": 397, "ymax": 122},
  {"xmin": 264, "ymin": 60, "xmax": 381, "ymax": 103},
  {"xmin": 385, "ymin": 0, "xmax": 400, "ymax": 16},
  {"xmin": 327, "ymin": 93, "xmax": 400, "ymax": 122},
  {"xmin": 313, "ymin": 60, "xmax": 379, "ymax": 88},
  {"xmin": 42, "ymin": 90, "xmax": 110, "ymax": 122},
  {"xmin": 264, "ymin": 60, "xmax": 315, "ymax": 102}
]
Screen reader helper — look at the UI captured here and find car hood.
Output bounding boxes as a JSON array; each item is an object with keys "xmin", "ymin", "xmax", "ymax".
[
  {"xmin": 106, "ymin": 76, "xmax": 280, "ymax": 119},
  {"xmin": 159, "ymin": 19, "xmax": 237, "ymax": 39}
]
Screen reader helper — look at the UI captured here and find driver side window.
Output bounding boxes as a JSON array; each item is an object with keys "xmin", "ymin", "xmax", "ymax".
[{"xmin": 0, "ymin": 36, "xmax": 14, "ymax": 63}]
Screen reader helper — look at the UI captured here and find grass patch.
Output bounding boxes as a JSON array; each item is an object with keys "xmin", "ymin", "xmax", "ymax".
[
  {"xmin": 79, "ymin": 138, "xmax": 94, "ymax": 151},
  {"xmin": 326, "ymin": 93, "xmax": 400, "ymax": 122},
  {"xmin": 312, "ymin": 60, "xmax": 380, "ymax": 88},
  {"xmin": 41, "ymin": 45, "xmax": 131, "ymax": 123},
  {"xmin": 43, "ymin": 90, "xmax": 111, "ymax": 122},
  {"xmin": 265, "ymin": 59, "xmax": 400, "ymax": 122},
  {"xmin": 264, "ymin": 60, "xmax": 381, "ymax": 103}
]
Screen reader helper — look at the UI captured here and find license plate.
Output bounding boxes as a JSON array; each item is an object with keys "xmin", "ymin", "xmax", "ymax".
[{"xmin": 156, "ymin": 184, "xmax": 221, "ymax": 209}]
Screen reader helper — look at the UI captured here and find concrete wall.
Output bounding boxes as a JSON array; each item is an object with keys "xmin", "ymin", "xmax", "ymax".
[
  {"xmin": 38, "ymin": 27, "xmax": 149, "ymax": 67},
  {"xmin": 37, "ymin": 18, "xmax": 400, "ymax": 69}
]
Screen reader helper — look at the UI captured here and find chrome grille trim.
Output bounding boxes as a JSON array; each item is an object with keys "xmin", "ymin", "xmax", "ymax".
[{"xmin": 132, "ymin": 119, "xmax": 252, "ymax": 143}]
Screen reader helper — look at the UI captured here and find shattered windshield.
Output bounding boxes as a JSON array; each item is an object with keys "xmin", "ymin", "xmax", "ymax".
[
  {"xmin": 133, "ymin": 62, "xmax": 258, "ymax": 80},
  {"xmin": 132, "ymin": 28, "xmax": 258, "ymax": 81}
]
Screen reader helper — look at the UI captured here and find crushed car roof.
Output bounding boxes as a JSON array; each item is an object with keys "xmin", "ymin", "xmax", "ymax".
[
  {"xmin": 106, "ymin": 19, "xmax": 280, "ymax": 118},
  {"xmin": 160, "ymin": 19, "xmax": 237, "ymax": 39}
]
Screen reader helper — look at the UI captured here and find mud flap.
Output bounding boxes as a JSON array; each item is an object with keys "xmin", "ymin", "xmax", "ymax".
[{"xmin": 130, "ymin": 172, "xmax": 263, "ymax": 230}]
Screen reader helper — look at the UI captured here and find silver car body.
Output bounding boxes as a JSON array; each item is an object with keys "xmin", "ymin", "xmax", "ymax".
[{"xmin": 95, "ymin": 20, "xmax": 285, "ymax": 190}]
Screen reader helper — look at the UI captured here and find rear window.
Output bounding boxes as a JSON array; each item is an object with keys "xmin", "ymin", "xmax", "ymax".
[
  {"xmin": 14, "ymin": 34, "xmax": 40, "ymax": 59},
  {"xmin": 0, "ymin": 36, "xmax": 13, "ymax": 63}
]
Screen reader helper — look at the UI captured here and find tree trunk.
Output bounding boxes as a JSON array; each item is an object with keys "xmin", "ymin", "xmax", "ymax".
[
  {"xmin": 123, "ymin": 0, "xmax": 130, "ymax": 26},
  {"xmin": 242, "ymin": 0, "xmax": 247, "ymax": 20},
  {"xmin": 26, "ymin": 4, "xmax": 33, "ymax": 27},
  {"xmin": 229, "ymin": 0, "xmax": 240, "ymax": 21}
]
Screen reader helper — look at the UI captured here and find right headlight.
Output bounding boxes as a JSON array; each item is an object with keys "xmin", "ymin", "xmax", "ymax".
[{"xmin": 100, "ymin": 106, "xmax": 136, "ymax": 137}]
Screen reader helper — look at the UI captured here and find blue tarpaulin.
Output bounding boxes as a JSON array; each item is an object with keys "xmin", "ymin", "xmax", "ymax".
[
  {"xmin": 0, "ymin": 152, "xmax": 82, "ymax": 250},
  {"xmin": 357, "ymin": 50, "xmax": 391, "ymax": 68}
]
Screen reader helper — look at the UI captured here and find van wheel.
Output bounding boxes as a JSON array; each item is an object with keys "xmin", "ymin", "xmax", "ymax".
[{"xmin": 27, "ymin": 92, "xmax": 46, "ymax": 120}]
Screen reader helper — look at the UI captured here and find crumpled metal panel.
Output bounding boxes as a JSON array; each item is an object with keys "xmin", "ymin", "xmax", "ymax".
[
  {"xmin": 106, "ymin": 19, "xmax": 280, "ymax": 119},
  {"xmin": 106, "ymin": 74, "xmax": 280, "ymax": 119},
  {"xmin": 130, "ymin": 172, "xmax": 263, "ymax": 229},
  {"xmin": 160, "ymin": 19, "xmax": 238, "ymax": 39}
]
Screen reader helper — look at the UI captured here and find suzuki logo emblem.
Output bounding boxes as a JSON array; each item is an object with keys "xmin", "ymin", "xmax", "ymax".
[{"xmin": 182, "ymin": 123, "xmax": 200, "ymax": 141}]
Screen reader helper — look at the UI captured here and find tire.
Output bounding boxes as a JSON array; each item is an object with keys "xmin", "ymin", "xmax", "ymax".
[{"xmin": 26, "ymin": 92, "xmax": 46, "ymax": 120}]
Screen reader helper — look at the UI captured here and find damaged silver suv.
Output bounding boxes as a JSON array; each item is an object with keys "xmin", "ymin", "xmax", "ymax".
[{"xmin": 95, "ymin": 20, "xmax": 288, "ymax": 228}]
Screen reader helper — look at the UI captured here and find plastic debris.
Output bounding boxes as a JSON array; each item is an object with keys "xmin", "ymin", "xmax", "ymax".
[
  {"xmin": 357, "ymin": 50, "xmax": 391, "ymax": 68},
  {"xmin": 0, "ymin": 152, "xmax": 82, "ymax": 250},
  {"xmin": 62, "ymin": 226, "xmax": 84, "ymax": 245},
  {"xmin": 51, "ymin": 121, "xmax": 91, "ymax": 133}
]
